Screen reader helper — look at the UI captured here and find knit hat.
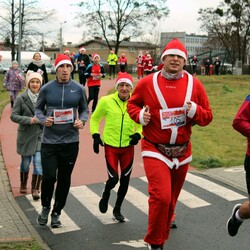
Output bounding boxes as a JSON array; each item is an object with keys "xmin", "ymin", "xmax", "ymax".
[
  {"xmin": 54, "ymin": 54, "xmax": 73, "ymax": 71},
  {"xmin": 92, "ymin": 53, "xmax": 100, "ymax": 60},
  {"xmin": 115, "ymin": 72, "xmax": 133, "ymax": 89},
  {"xmin": 12, "ymin": 60, "xmax": 18, "ymax": 66},
  {"xmin": 161, "ymin": 38, "xmax": 187, "ymax": 62},
  {"xmin": 26, "ymin": 70, "xmax": 43, "ymax": 86}
]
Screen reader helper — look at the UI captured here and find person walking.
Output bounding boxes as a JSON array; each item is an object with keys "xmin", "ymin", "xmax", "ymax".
[
  {"xmin": 84, "ymin": 53, "xmax": 105, "ymax": 113},
  {"xmin": 190, "ymin": 55, "xmax": 198, "ymax": 75},
  {"xmin": 77, "ymin": 47, "xmax": 90, "ymax": 86},
  {"xmin": 127, "ymin": 38, "xmax": 213, "ymax": 250},
  {"xmin": 10, "ymin": 71, "xmax": 43, "ymax": 200},
  {"xmin": 3, "ymin": 60, "xmax": 25, "ymax": 108},
  {"xmin": 90, "ymin": 72, "xmax": 142, "ymax": 222},
  {"xmin": 143, "ymin": 53, "xmax": 154, "ymax": 75},
  {"xmin": 226, "ymin": 95, "xmax": 250, "ymax": 237},
  {"xmin": 136, "ymin": 51, "xmax": 144, "ymax": 79},
  {"xmin": 107, "ymin": 49, "xmax": 118, "ymax": 79},
  {"xmin": 26, "ymin": 52, "xmax": 48, "ymax": 84},
  {"xmin": 35, "ymin": 54, "xmax": 88, "ymax": 228}
]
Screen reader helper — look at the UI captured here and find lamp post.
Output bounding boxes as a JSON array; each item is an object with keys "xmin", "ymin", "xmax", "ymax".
[
  {"xmin": 59, "ymin": 21, "xmax": 67, "ymax": 53},
  {"xmin": 18, "ymin": 0, "xmax": 22, "ymax": 67}
]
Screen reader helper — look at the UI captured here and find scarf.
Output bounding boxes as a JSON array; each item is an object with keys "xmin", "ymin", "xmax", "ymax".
[
  {"xmin": 27, "ymin": 89, "xmax": 39, "ymax": 106},
  {"xmin": 32, "ymin": 59, "xmax": 44, "ymax": 67},
  {"xmin": 161, "ymin": 68, "xmax": 184, "ymax": 80}
]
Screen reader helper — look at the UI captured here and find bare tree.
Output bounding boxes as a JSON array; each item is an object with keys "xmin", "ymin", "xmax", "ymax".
[
  {"xmin": 0, "ymin": 0, "xmax": 55, "ymax": 61},
  {"xmin": 198, "ymin": 0, "xmax": 250, "ymax": 65},
  {"xmin": 75, "ymin": 0, "xmax": 169, "ymax": 54}
]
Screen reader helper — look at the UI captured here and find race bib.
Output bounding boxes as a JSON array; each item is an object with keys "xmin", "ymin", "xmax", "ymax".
[
  {"xmin": 53, "ymin": 108, "xmax": 74, "ymax": 124},
  {"xmin": 160, "ymin": 107, "xmax": 186, "ymax": 129}
]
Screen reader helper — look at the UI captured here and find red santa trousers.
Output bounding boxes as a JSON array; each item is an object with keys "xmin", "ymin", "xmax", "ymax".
[{"xmin": 143, "ymin": 156, "xmax": 189, "ymax": 245}]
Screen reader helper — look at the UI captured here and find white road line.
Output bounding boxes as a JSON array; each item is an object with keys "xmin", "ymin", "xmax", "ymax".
[
  {"xmin": 71, "ymin": 185, "xmax": 118, "ymax": 224},
  {"xmin": 140, "ymin": 176, "xmax": 210, "ymax": 208},
  {"xmin": 186, "ymin": 172, "xmax": 246, "ymax": 201},
  {"xmin": 114, "ymin": 185, "xmax": 149, "ymax": 214},
  {"xmin": 26, "ymin": 194, "xmax": 80, "ymax": 234}
]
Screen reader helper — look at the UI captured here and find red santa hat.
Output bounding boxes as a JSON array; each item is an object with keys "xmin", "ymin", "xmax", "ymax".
[
  {"xmin": 54, "ymin": 54, "xmax": 73, "ymax": 72},
  {"xmin": 161, "ymin": 38, "xmax": 187, "ymax": 62},
  {"xmin": 64, "ymin": 50, "xmax": 70, "ymax": 54},
  {"xmin": 115, "ymin": 72, "xmax": 133, "ymax": 89},
  {"xmin": 79, "ymin": 47, "xmax": 86, "ymax": 52},
  {"xmin": 92, "ymin": 53, "xmax": 100, "ymax": 60}
]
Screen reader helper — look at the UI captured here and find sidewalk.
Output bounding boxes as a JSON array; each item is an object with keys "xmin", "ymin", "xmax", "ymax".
[{"xmin": 0, "ymin": 78, "xmax": 247, "ymax": 247}]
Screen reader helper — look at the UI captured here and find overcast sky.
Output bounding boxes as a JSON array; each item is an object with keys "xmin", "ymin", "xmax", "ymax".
[{"xmin": 40, "ymin": 0, "xmax": 221, "ymax": 45}]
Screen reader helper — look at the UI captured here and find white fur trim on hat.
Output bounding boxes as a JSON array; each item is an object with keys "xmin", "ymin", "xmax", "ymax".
[
  {"xmin": 115, "ymin": 78, "xmax": 133, "ymax": 89},
  {"xmin": 161, "ymin": 48, "xmax": 187, "ymax": 61}
]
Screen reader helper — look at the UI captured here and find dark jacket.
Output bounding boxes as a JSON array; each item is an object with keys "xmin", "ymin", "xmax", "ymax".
[{"xmin": 27, "ymin": 62, "xmax": 48, "ymax": 84}]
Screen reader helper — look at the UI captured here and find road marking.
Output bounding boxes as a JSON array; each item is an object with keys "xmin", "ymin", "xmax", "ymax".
[
  {"xmin": 140, "ymin": 176, "xmax": 210, "ymax": 208},
  {"xmin": 113, "ymin": 239, "xmax": 147, "ymax": 248},
  {"xmin": 26, "ymin": 194, "xmax": 80, "ymax": 234},
  {"xmin": 186, "ymin": 173, "xmax": 246, "ymax": 201},
  {"xmin": 71, "ymin": 186, "xmax": 119, "ymax": 224},
  {"xmin": 114, "ymin": 184, "xmax": 148, "ymax": 214}
]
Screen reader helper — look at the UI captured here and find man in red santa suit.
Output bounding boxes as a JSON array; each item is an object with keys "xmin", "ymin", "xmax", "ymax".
[
  {"xmin": 127, "ymin": 38, "xmax": 213, "ymax": 250},
  {"xmin": 136, "ymin": 51, "xmax": 144, "ymax": 79}
]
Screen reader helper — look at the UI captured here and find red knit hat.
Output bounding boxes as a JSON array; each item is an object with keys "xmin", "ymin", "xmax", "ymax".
[
  {"xmin": 115, "ymin": 72, "xmax": 133, "ymax": 89},
  {"xmin": 54, "ymin": 54, "xmax": 73, "ymax": 71},
  {"xmin": 92, "ymin": 53, "xmax": 100, "ymax": 60},
  {"xmin": 161, "ymin": 38, "xmax": 187, "ymax": 62}
]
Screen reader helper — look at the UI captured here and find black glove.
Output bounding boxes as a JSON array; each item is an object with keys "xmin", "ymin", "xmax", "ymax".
[
  {"xmin": 92, "ymin": 133, "xmax": 104, "ymax": 154},
  {"xmin": 129, "ymin": 133, "xmax": 141, "ymax": 145}
]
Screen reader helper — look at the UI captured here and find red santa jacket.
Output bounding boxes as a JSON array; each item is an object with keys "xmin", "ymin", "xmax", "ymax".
[
  {"xmin": 127, "ymin": 71, "xmax": 213, "ymax": 168},
  {"xmin": 232, "ymin": 95, "xmax": 250, "ymax": 156},
  {"xmin": 143, "ymin": 57, "xmax": 154, "ymax": 72}
]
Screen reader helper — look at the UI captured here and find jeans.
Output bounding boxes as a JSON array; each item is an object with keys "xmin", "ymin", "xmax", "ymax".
[{"xmin": 20, "ymin": 151, "xmax": 42, "ymax": 175}]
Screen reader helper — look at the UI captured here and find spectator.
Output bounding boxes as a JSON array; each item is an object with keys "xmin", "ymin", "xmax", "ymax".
[
  {"xmin": 205, "ymin": 59, "xmax": 211, "ymax": 76},
  {"xmin": 226, "ymin": 95, "xmax": 250, "ymax": 237},
  {"xmin": 127, "ymin": 38, "xmax": 213, "ymax": 249},
  {"xmin": 85, "ymin": 53, "xmax": 105, "ymax": 113},
  {"xmin": 191, "ymin": 55, "xmax": 198, "ymax": 75},
  {"xmin": 214, "ymin": 57, "xmax": 221, "ymax": 75},
  {"xmin": 35, "ymin": 54, "xmax": 88, "ymax": 228},
  {"xmin": 107, "ymin": 49, "xmax": 118, "ymax": 79},
  {"xmin": 27, "ymin": 52, "xmax": 48, "ymax": 84},
  {"xmin": 3, "ymin": 61, "xmax": 25, "ymax": 108},
  {"xmin": 90, "ymin": 72, "xmax": 142, "ymax": 222},
  {"xmin": 10, "ymin": 71, "xmax": 43, "ymax": 200}
]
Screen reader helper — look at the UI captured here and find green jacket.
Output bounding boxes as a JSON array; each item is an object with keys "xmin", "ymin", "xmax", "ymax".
[
  {"xmin": 90, "ymin": 92, "xmax": 142, "ymax": 147},
  {"xmin": 107, "ymin": 53, "xmax": 118, "ymax": 66}
]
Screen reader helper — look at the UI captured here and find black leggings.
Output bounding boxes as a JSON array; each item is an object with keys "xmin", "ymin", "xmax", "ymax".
[
  {"xmin": 41, "ymin": 142, "xmax": 79, "ymax": 214},
  {"xmin": 87, "ymin": 86, "xmax": 100, "ymax": 113},
  {"xmin": 244, "ymin": 154, "xmax": 250, "ymax": 194}
]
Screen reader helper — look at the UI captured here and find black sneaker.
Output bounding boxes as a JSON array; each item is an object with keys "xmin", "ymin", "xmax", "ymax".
[
  {"xmin": 226, "ymin": 203, "xmax": 243, "ymax": 236},
  {"xmin": 170, "ymin": 213, "xmax": 177, "ymax": 229},
  {"xmin": 37, "ymin": 207, "xmax": 50, "ymax": 226},
  {"xmin": 51, "ymin": 212, "xmax": 62, "ymax": 228},
  {"xmin": 148, "ymin": 244, "xmax": 163, "ymax": 250},
  {"xmin": 99, "ymin": 190, "xmax": 110, "ymax": 213},
  {"xmin": 113, "ymin": 207, "xmax": 125, "ymax": 222}
]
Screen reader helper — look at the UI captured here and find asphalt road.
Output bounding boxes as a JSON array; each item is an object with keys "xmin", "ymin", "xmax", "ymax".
[{"xmin": 16, "ymin": 171, "xmax": 249, "ymax": 250}]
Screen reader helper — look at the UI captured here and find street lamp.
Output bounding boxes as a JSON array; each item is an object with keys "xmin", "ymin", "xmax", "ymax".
[{"xmin": 59, "ymin": 21, "xmax": 67, "ymax": 53}]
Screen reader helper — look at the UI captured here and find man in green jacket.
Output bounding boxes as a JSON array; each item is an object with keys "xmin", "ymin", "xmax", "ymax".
[
  {"xmin": 107, "ymin": 49, "xmax": 118, "ymax": 80},
  {"xmin": 90, "ymin": 72, "xmax": 142, "ymax": 222}
]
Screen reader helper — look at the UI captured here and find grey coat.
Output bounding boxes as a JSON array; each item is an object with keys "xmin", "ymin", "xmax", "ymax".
[{"xmin": 10, "ymin": 90, "xmax": 43, "ymax": 156}]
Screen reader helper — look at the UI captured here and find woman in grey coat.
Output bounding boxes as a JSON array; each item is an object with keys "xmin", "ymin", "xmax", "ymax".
[{"xmin": 11, "ymin": 71, "xmax": 43, "ymax": 200}]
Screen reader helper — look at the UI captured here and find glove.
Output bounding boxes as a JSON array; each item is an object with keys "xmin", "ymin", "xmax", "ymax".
[
  {"xmin": 92, "ymin": 133, "xmax": 104, "ymax": 154},
  {"xmin": 129, "ymin": 133, "xmax": 141, "ymax": 145}
]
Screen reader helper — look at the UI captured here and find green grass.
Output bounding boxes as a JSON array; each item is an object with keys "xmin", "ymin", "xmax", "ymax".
[{"xmin": 0, "ymin": 240, "xmax": 42, "ymax": 249}]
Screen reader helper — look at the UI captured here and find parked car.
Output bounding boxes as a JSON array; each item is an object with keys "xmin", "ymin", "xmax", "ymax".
[{"xmin": 0, "ymin": 63, "xmax": 10, "ymax": 74}]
